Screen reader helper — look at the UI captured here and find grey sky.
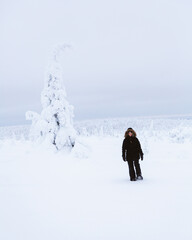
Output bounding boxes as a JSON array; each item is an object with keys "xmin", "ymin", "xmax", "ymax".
[{"xmin": 1, "ymin": 0, "xmax": 192, "ymax": 126}]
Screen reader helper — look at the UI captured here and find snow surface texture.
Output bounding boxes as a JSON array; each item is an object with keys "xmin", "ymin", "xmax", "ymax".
[
  {"xmin": 26, "ymin": 44, "xmax": 76, "ymax": 150},
  {"xmin": 0, "ymin": 117, "xmax": 192, "ymax": 240}
]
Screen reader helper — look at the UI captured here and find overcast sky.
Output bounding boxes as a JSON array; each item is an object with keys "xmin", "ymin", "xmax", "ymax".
[{"xmin": 1, "ymin": 0, "xmax": 192, "ymax": 126}]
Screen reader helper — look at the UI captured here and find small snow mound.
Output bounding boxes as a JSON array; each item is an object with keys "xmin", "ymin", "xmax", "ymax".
[{"xmin": 71, "ymin": 138, "xmax": 90, "ymax": 159}]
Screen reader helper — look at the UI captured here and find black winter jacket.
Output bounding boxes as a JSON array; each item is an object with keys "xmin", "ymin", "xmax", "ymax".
[{"xmin": 122, "ymin": 136, "xmax": 143, "ymax": 161}]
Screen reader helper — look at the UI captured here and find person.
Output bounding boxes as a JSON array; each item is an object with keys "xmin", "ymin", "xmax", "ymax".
[{"xmin": 122, "ymin": 128, "xmax": 144, "ymax": 181}]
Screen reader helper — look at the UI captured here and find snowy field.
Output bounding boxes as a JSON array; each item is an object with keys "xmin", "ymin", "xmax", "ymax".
[{"xmin": 0, "ymin": 117, "xmax": 192, "ymax": 240}]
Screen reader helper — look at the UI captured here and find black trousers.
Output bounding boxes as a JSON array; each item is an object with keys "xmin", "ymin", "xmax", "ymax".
[{"xmin": 127, "ymin": 159, "xmax": 142, "ymax": 179}]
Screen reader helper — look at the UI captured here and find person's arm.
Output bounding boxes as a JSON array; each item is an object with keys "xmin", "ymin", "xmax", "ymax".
[
  {"xmin": 122, "ymin": 139, "xmax": 126, "ymax": 161},
  {"xmin": 137, "ymin": 138, "xmax": 144, "ymax": 160}
]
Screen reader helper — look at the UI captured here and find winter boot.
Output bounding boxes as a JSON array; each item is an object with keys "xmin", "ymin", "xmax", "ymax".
[
  {"xmin": 137, "ymin": 175, "xmax": 143, "ymax": 180},
  {"xmin": 130, "ymin": 178, "xmax": 137, "ymax": 181}
]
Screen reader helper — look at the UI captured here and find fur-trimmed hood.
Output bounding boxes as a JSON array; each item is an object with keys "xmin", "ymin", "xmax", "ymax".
[{"xmin": 124, "ymin": 128, "xmax": 137, "ymax": 138}]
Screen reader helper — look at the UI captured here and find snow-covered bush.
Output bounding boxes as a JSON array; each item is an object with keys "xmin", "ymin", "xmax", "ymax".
[{"xmin": 26, "ymin": 44, "xmax": 76, "ymax": 150}]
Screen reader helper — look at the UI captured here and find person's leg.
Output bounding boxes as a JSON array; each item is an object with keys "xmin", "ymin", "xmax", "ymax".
[
  {"xmin": 134, "ymin": 160, "xmax": 142, "ymax": 178},
  {"xmin": 127, "ymin": 159, "xmax": 136, "ymax": 180}
]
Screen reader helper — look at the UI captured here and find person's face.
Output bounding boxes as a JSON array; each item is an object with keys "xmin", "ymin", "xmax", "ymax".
[{"xmin": 128, "ymin": 131, "xmax": 133, "ymax": 137}]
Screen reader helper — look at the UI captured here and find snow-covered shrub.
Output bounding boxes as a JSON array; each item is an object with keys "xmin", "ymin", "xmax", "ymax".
[{"xmin": 26, "ymin": 44, "xmax": 76, "ymax": 150}]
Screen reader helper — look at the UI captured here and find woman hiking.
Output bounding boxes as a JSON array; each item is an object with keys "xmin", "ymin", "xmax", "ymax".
[{"xmin": 122, "ymin": 128, "xmax": 144, "ymax": 181}]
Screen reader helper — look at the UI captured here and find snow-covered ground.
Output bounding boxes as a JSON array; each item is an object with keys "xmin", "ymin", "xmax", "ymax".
[{"xmin": 0, "ymin": 117, "xmax": 192, "ymax": 240}]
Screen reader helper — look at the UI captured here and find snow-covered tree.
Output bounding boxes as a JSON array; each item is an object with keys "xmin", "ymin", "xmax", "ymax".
[{"xmin": 26, "ymin": 44, "xmax": 76, "ymax": 150}]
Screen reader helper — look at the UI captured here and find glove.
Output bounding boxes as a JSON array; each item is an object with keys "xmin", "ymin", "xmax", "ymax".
[
  {"xmin": 141, "ymin": 154, "xmax": 144, "ymax": 161},
  {"xmin": 122, "ymin": 156, "xmax": 126, "ymax": 162}
]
